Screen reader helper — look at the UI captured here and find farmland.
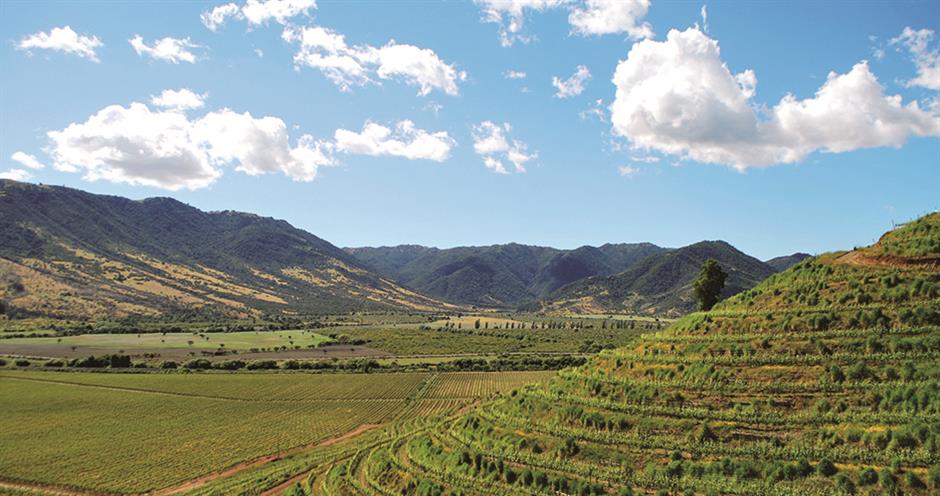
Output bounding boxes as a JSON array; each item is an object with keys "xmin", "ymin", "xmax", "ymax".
[
  {"xmin": 289, "ymin": 214, "xmax": 940, "ymax": 495},
  {"xmin": 0, "ymin": 369, "xmax": 553, "ymax": 494}
]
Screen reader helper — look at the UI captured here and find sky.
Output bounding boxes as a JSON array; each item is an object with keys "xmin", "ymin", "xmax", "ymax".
[{"xmin": 1, "ymin": 0, "xmax": 938, "ymax": 260}]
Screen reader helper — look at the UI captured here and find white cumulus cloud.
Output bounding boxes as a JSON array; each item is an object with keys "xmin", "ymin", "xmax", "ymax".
[
  {"xmin": 0, "ymin": 169, "xmax": 32, "ymax": 181},
  {"xmin": 150, "ymin": 89, "xmax": 207, "ymax": 111},
  {"xmin": 129, "ymin": 35, "xmax": 202, "ymax": 64},
  {"xmin": 17, "ymin": 26, "xmax": 102, "ymax": 62},
  {"xmin": 471, "ymin": 121, "xmax": 535, "ymax": 174},
  {"xmin": 568, "ymin": 0, "xmax": 653, "ymax": 38},
  {"xmin": 890, "ymin": 27, "xmax": 940, "ymax": 91},
  {"xmin": 609, "ymin": 27, "xmax": 940, "ymax": 170},
  {"xmin": 334, "ymin": 121, "xmax": 455, "ymax": 162},
  {"xmin": 475, "ymin": 0, "xmax": 652, "ymax": 46},
  {"xmin": 475, "ymin": 0, "xmax": 567, "ymax": 46},
  {"xmin": 553, "ymin": 65, "xmax": 591, "ymax": 98},
  {"xmin": 201, "ymin": 0, "xmax": 316, "ymax": 30},
  {"xmin": 11, "ymin": 152, "xmax": 45, "ymax": 170},
  {"xmin": 45, "ymin": 99, "xmax": 333, "ymax": 190},
  {"xmin": 282, "ymin": 25, "xmax": 466, "ymax": 96}
]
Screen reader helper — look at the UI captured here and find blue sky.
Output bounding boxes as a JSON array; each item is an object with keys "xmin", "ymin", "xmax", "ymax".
[{"xmin": 1, "ymin": 0, "xmax": 938, "ymax": 260}]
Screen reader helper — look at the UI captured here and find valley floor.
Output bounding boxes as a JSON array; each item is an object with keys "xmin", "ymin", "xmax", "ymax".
[{"xmin": 0, "ymin": 369, "xmax": 553, "ymax": 495}]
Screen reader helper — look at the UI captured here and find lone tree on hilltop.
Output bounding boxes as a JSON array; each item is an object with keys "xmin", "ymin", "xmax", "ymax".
[{"xmin": 693, "ymin": 259, "xmax": 727, "ymax": 311}]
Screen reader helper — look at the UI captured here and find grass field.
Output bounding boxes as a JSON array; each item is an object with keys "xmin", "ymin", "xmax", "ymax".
[{"xmin": 0, "ymin": 369, "xmax": 553, "ymax": 494}]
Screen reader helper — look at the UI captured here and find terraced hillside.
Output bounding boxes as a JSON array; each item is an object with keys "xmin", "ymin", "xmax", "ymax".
[
  {"xmin": 0, "ymin": 180, "xmax": 451, "ymax": 320},
  {"xmin": 313, "ymin": 214, "xmax": 940, "ymax": 495}
]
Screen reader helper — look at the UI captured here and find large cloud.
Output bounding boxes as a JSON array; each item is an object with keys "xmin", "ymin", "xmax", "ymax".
[
  {"xmin": 475, "ymin": 0, "xmax": 652, "ymax": 46},
  {"xmin": 471, "ymin": 121, "xmax": 535, "ymax": 174},
  {"xmin": 201, "ymin": 0, "xmax": 315, "ymax": 31},
  {"xmin": 129, "ymin": 35, "xmax": 202, "ymax": 64},
  {"xmin": 334, "ymin": 121, "xmax": 455, "ymax": 161},
  {"xmin": 282, "ymin": 26, "xmax": 466, "ymax": 96},
  {"xmin": 16, "ymin": 26, "xmax": 102, "ymax": 62},
  {"xmin": 46, "ymin": 100, "xmax": 333, "ymax": 190},
  {"xmin": 609, "ymin": 27, "xmax": 940, "ymax": 169}
]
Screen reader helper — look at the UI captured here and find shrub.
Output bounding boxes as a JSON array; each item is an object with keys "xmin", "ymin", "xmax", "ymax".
[
  {"xmin": 929, "ymin": 463, "xmax": 940, "ymax": 489},
  {"xmin": 14, "ymin": 359, "xmax": 30, "ymax": 367},
  {"xmin": 905, "ymin": 472, "xmax": 925, "ymax": 489},
  {"xmin": 817, "ymin": 459, "xmax": 838, "ymax": 477},
  {"xmin": 214, "ymin": 360, "xmax": 246, "ymax": 370},
  {"xmin": 858, "ymin": 467, "xmax": 878, "ymax": 485},
  {"xmin": 835, "ymin": 473, "xmax": 855, "ymax": 494},
  {"xmin": 160, "ymin": 360, "xmax": 178, "ymax": 369},
  {"xmin": 246, "ymin": 360, "xmax": 278, "ymax": 370},
  {"xmin": 183, "ymin": 359, "xmax": 212, "ymax": 370},
  {"xmin": 879, "ymin": 469, "xmax": 897, "ymax": 492},
  {"xmin": 44, "ymin": 359, "xmax": 64, "ymax": 367}
]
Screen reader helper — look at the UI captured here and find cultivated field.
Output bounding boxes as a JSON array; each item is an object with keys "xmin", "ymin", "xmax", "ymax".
[{"xmin": 0, "ymin": 369, "xmax": 553, "ymax": 494}]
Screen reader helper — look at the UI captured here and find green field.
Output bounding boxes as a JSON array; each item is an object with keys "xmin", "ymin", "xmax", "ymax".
[{"xmin": 0, "ymin": 369, "xmax": 553, "ymax": 493}]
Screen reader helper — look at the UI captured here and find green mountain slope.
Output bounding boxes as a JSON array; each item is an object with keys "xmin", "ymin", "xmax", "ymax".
[
  {"xmin": 345, "ymin": 242, "xmax": 666, "ymax": 307},
  {"xmin": 0, "ymin": 180, "xmax": 451, "ymax": 320},
  {"xmin": 322, "ymin": 213, "xmax": 940, "ymax": 495},
  {"xmin": 539, "ymin": 240, "xmax": 777, "ymax": 317}
]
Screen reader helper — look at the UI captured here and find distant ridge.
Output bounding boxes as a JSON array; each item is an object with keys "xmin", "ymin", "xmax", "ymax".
[
  {"xmin": 345, "ymin": 242, "xmax": 668, "ymax": 308},
  {"xmin": 534, "ymin": 240, "xmax": 777, "ymax": 317},
  {"xmin": 765, "ymin": 252, "xmax": 812, "ymax": 271},
  {"xmin": 0, "ymin": 180, "xmax": 451, "ymax": 320}
]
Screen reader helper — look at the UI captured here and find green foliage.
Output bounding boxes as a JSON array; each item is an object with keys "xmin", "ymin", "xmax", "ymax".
[{"xmin": 693, "ymin": 259, "xmax": 729, "ymax": 311}]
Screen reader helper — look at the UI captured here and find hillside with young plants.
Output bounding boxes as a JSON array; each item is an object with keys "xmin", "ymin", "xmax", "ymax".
[
  {"xmin": 0, "ymin": 180, "xmax": 452, "ymax": 320},
  {"xmin": 310, "ymin": 213, "xmax": 940, "ymax": 495}
]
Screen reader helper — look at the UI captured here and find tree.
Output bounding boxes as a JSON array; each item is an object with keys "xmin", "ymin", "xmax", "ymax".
[{"xmin": 693, "ymin": 259, "xmax": 728, "ymax": 311}]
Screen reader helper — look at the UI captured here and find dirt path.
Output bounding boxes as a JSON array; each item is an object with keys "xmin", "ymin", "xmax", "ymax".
[
  {"xmin": 256, "ymin": 424, "xmax": 382, "ymax": 496},
  {"xmin": 834, "ymin": 250, "xmax": 940, "ymax": 269},
  {"xmin": 149, "ymin": 424, "xmax": 381, "ymax": 496}
]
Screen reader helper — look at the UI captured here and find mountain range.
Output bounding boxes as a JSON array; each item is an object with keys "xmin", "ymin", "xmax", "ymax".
[
  {"xmin": 0, "ymin": 180, "xmax": 450, "ymax": 320},
  {"xmin": 344, "ymin": 243, "xmax": 667, "ymax": 308},
  {"xmin": 347, "ymin": 241, "xmax": 807, "ymax": 316},
  {"xmin": 0, "ymin": 180, "xmax": 808, "ymax": 320}
]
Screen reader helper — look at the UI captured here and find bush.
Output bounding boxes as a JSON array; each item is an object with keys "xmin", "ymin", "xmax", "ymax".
[
  {"xmin": 0, "ymin": 358, "xmax": 6, "ymax": 366},
  {"xmin": 246, "ymin": 360, "xmax": 278, "ymax": 370},
  {"xmin": 905, "ymin": 472, "xmax": 925, "ymax": 489},
  {"xmin": 183, "ymin": 359, "xmax": 212, "ymax": 370},
  {"xmin": 929, "ymin": 463, "xmax": 940, "ymax": 489},
  {"xmin": 160, "ymin": 360, "xmax": 178, "ymax": 369},
  {"xmin": 14, "ymin": 359, "xmax": 30, "ymax": 367},
  {"xmin": 835, "ymin": 473, "xmax": 855, "ymax": 494},
  {"xmin": 214, "ymin": 360, "xmax": 246, "ymax": 370},
  {"xmin": 44, "ymin": 359, "xmax": 64, "ymax": 367},
  {"xmin": 858, "ymin": 467, "xmax": 878, "ymax": 486},
  {"xmin": 817, "ymin": 459, "xmax": 838, "ymax": 477}
]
